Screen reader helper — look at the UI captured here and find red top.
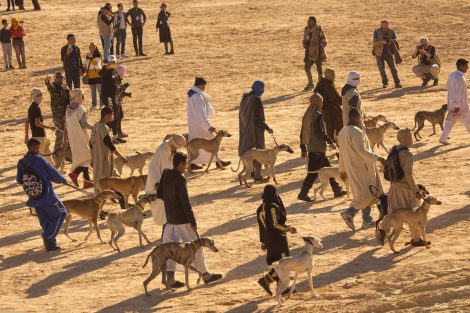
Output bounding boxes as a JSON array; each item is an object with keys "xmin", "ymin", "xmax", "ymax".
[{"xmin": 9, "ymin": 26, "xmax": 25, "ymax": 39}]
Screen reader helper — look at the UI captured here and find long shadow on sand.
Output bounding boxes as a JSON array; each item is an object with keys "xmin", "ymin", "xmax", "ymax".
[{"xmin": 414, "ymin": 143, "xmax": 470, "ymax": 162}]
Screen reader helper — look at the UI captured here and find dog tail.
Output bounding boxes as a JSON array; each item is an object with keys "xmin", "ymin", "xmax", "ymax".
[
  {"xmin": 231, "ymin": 158, "xmax": 242, "ymax": 172},
  {"xmin": 142, "ymin": 248, "xmax": 156, "ymax": 268}
]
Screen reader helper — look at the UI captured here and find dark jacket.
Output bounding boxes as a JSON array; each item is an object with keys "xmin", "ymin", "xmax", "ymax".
[
  {"xmin": 238, "ymin": 92, "xmax": 268, "ymax": 156},
  {"xmin": 0, "ymin": 28, "xmax": 11, "ymax": 44},
  {"xmin": 156, "ymin": 10, "xmax": 172, "ymax": 43},
  {"xmin": 99, "ymin": 67, "xmax": 119, "ymax": 97},
  {"xmin": 314, "ymin": 78, "xmax": 342, "ymax": 109},
  {"xmin": 300, "ymin": 110, "xmax": 333, "ymax": 153},
  {"xmin": 61, "ymin": 44, "xmax": 84, "ymax": 73},
  {"xmin": 126, "ymin": 7, "xmax": 146, "ymax": 28},
  {"xmin": 157, "ymin": 168, "xmax": 196, "ymax": 226},
  {"xmin": 16, "ymin": 151, "xmax": 67, "ymax": 208}
]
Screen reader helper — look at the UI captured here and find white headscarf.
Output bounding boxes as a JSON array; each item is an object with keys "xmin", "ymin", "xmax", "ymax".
[{"xmin": 347, "ymin": 71, "xmax": 361, "ymax": 87}]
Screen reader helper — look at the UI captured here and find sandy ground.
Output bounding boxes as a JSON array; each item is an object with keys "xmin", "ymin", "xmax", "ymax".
[{"xmin": 1, "ymin": 0, "xmax": 470, "ymax": 312}]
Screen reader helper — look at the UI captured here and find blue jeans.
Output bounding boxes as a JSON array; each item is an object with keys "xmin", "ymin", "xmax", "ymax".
[
  {"xmin": 35, "ymin": 201, "xmax": 67, "ymax": 249},
  {"xmin": 90, "ymin": 83, "xmax": 102, "ymax": 107},
  {"xmin": 345, "ymin": 206, "xmax": 373, "ymax": 223},
  {"xmin": 102, "ymin": 34, "xmax": 112, "ymax": 62},
  {"xmin": 65, "ymin": 70, "xmax": 80, "ymax": 89},
  {"xmin": 116, "ymin": 29, "xmax": 126, "ymax": 55}
]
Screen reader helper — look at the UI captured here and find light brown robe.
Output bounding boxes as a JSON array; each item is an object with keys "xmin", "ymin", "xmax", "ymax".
[{"xmin": 90, "ymin": 121, "xmax": 115, "ymax": 194}]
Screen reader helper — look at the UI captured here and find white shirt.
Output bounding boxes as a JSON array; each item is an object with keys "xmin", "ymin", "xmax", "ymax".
[
  {"xmin": 145, "ymin": 141, "xmax": 173, "ymax": 194},
  {"xmin": 118, "ymin": 11, "xmax": 126, "ymax": 29},
  {"xmin": 447, "ymin": 70, "xmax": 469, "ymax": 114}
]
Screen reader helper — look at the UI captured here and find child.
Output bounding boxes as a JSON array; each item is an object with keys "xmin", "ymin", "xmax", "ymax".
[
  {"xmin": 0, "ymin": 19, "xmax": 13, "ymax": 69},
  {"xmin": 257, "ymin": 185, "xmax": 297, "ymax": 296}
]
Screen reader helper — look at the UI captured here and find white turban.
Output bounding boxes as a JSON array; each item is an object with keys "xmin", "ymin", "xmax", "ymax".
[
  {"xmin": 347, "ymin": 71, "xmax": 361, "ymax": 87},
  {"xmin": 169, "ymin": 134, "xmax": 186, "ymax": 148}
]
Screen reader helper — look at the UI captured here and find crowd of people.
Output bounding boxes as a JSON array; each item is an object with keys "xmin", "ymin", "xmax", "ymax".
[{"xmin": 11, "ymin": 5, "xmax": 470, "ymax": 297}]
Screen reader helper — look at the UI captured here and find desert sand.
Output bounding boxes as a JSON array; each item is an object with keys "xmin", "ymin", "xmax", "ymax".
[{"xmin": 1, "ymin": 0, "xmax": 470, "ymax": 312}]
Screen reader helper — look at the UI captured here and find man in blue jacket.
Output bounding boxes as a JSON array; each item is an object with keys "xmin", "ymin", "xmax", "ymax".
[{"xmin": 16, "ymin": 139, "xmax": 68, "ymax": 251}]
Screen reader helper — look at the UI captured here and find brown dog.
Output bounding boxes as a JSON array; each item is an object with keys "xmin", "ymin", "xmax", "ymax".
[
  {"xmin": 62, "ymin": 190, "xmax": 119, "ymax": 243},
  {"xmin": 412, "ymin": 104, "xmax": 447, "ymax": 141},
  {"xmin": 187, "ymin": 130, "xmax": 232, "ymax": 173},
  {"xmin": 97, "ymin": 175, "xmax": 147, "ymax": 208},
  {"xmin": 142, "ymin": 237, "xmax": 219, "ymax": 295}
]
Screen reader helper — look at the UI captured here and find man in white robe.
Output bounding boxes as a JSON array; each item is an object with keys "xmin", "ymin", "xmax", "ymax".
[
  {"xmin": 439, "ymin": 58, "xmax": 470, "ymax": 145},
  {"xmin": 145, "ymin": 134, "xmax": 186, "ymax": 225},
  {"xmin": 186, "ymin": 77, "xmax": 230, "ymax": 170},
  {"xmin": 338, "ymin": 108, "xmax": 386, "ymax": 231}
]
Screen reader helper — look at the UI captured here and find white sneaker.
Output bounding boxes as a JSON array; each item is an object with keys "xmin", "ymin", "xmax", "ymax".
[{"xmin": 439, "ymin": 139, "xmax": 451, "ymax": 145}]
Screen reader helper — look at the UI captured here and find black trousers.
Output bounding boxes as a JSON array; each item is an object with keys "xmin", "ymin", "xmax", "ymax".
[
  {"xmin": 73, "ymin": 166, "xmax": 90, "ymax": 181},
  {"xmin": 101, "ymin": 94, "xmax": 122, "ymax": 135},
  {"xmin": 131, "ymin": 27, "xmax": 143, "ymax": 54},
  {"xmin": 300, "ymin": 152, "xmax": 331, "ymax": 195}
]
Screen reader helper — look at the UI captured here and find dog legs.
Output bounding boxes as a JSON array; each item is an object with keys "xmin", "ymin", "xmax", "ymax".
[
  {"xmin": 84, "ymin": 218, "xmax": 94, "ymax": 242},
  {"xmin": 63, "ymin": 213, "xmax": 77, "ymax": 242},
  {"xmin": 243, "ymin": 162, "xmax": 254, "ymax": 188},
  {"xmin": 92, "ymin": 217, "xmax": 105, "ymax": 243},
  {"xmin": 143, "ymin": 257, "xmax": 162, "ymax": 296},
  {"xmin": 270, "ymin": 165, "xmax": 278, "ymax": 184},
  {"xmin": 430, "ymin": 123, "xmax": 436, "ymax": 136},
  {"xmin": 389, "ymin": 223, "xmax": 403, "ymax": 253},
  {"xmin": 185, "ymin": 265, "xmax": 191, "ymax": 291},
  {"xmin": 287, "ymin": 273, "xmax": 298, "ymax": 299},
  {"xmin": 421, "ymin": 223, "xmax": 430, "ymax": 249},
  {"xmin": 379, "ymin": 140, "xmax": 389, "ymax": 153},
  {"xmin": 307, "ymin": 269, "xmax": 316, "ymax": 297},
  {"xmin": 205, "ymin": 153, "xmax": 215, "ymax": 173}
]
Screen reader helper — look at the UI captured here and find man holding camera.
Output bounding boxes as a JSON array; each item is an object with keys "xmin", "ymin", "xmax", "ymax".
[
  {"xmin": 412, "ymin": 37, "xmax": 440, "ymax": 86},
  {"xmin": 303, "ymin": 16, "xmax": 327, "ymax": 91},
  {"xmin": 373, "ymin": 20, "xmax": 402, "ymax": 89}
]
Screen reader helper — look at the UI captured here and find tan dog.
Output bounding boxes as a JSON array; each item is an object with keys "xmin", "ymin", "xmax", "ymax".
[
  {"xmin": 387, "ymin": 195, "xmax": 442, "ymax": 253},
  {"xmin": 311, "ymin": 167, "xmax": 350, "ymax": 201},
  {"xmin": 62, "ymin": 190, "xmax": 119, "ymax": 243},
  {"xmin": 187, "ymin": 130, "xmax": 232, "ymax": 173},
  {"xmin": 364, "ymin": 114, "xmax": 388, "ymax": 128},
  {"xmin": 412, "ymin": 104, "xmax": 447, "ymax": 141},
  {"xmin": 106, "ymin": 194, "xmax": 156, "ymax": 253},
  {"xmin": 142, "ymin": 237, "xmax": 219, "ymax": 295},
  {"xmin": 366, "ymin": 121, "xmax": 400, "ymax": 152},
  {"xmin": 115, "ymin": 152, "xmax": 153, "ymax": 176},
  {"xmin": 231, "ymin": 144, "xmax": 294, "ymax": 188},
  {"xmin": 97, "ymin": 175, "xmax": 147, "ymax": 208}
]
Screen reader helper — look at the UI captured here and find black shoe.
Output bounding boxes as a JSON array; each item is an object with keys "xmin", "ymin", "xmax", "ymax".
[
  {"xmin": 297, "ymin": 194, "xmax": 314, "ymax": 202},
  {"xmin": 135, "ymin": 52, "xmax": 140, "ymax": 57},
  {"xmin": 139, "ymin": 52, "xmax": 147, "ymax": 56},
  {"xmin": 254, "ymin": 177, "xmax": 269, "ymax": 184},
  {"xmin": 257, "ymin": 277, "xmax": 273, "ymax": 296},
  {"xmin": 169, "ymin": 50, "xmax": 174, "ymax": 55},
  {"xmin": 220, "ymin": 160, "xmax": 231, "ymax": 167},
  {"xmin": 422, "ymin": 78, "xmax": 430, "ymax": 86},
  {"xmin": 203, "ymin": 273, "xmax": 222, "ymax": 284},
  {"xmin": 118, "ymin": 132, "xmax": 128, "ymax": 138},
  {"xmin": 170, "ymin": 281, "xmax": 185, "ymax": 289},
  {"xmin": 190, "ymin": 164, "xmax": 203, "ymax": 171},
  {"xmin": 432, "ymin": 79, "xmax": 439, "ymax": 86},
  {"xmin": 334, "ymin": 190, "xmax": 347, "ymax": 198},
  {"xmin": 9, "ymin": 65, "xmax": 14, "ymax": 70},
  {"xmin": 304, "ymin": 83, "xmax": 314, "ymax": 91},
  {"xmin": 383, "ymin": 83, "xmax": 388, "ymax": 88},
  {"xmin": 113, "ymin": 137, "xmax": 127, "ymax": 144},
  {"xmin": 410, "ymin": 239, "xmax": 431, "ymax": 247},
  {"xmin": 395, "ymin": 84, "xmax": 403, "ymax": 89},
  {"xmin": 99, "ymin": 210, "xmax": 109, "ymax": 220},
  {"xmin": 5, "ymin": 66, "xmax": 8, "ymax": 70},
  {"xmin": 46, "ymin": 245, "xmax": 61, "ymax": 251}
]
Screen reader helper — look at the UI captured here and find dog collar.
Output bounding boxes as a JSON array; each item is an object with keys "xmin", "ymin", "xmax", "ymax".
[{"xmin": 191, "ymin": 240, "xmax": 201, "ymax": 250}]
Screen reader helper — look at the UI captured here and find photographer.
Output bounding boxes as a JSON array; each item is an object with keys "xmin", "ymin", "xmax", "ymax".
[
  {"xmin": 115, "ymin": 64, "xmax": 131, "ymax": 139},
  {"xmin": 412, "ymin": 37, "xmax": 440, "ymax": 86}
]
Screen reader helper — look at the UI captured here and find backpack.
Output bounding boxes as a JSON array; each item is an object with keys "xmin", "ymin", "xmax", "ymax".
[
  {"xmin": 19, "ymin": 159, "xmax": 45, "ymax": 200},
  {"xmin": 383, "ymin": 146, "xmax": 408, "ymax": 182}
]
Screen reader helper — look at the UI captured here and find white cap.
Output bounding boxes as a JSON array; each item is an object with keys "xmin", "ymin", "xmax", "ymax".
[{"xmin": 108, "ymin": 55, "xmax": 117, "ymax": 63}]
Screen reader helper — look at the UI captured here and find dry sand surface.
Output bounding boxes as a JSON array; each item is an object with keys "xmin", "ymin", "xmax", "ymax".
[{"xmin": 1, "ymin": 0, "xmax": 470, "ymax": 312}]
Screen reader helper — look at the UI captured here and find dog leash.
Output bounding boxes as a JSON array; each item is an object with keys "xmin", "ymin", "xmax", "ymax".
[
  {"xmin": 271, "ymin": 133, "xmax": 280, "ymax": 149},
  {"xmin": 65, "ymin": 182, "xmax": 96, "ymax": 197},
  {"xmin": 40, "ymin": 147, "xmax": 65, "ymax": 157}
]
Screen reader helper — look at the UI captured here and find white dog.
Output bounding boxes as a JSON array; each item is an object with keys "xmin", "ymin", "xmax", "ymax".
[
  {"xmin": 312, "ymin": 166, "xmax": 350, "ymax": 201},
  {"xmin": 270, "ymin": 236, "xmax": 323, "ymax": 306}
]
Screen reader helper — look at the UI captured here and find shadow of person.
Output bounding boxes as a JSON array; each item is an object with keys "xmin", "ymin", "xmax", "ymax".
[{"xmin": 414, "ymin": 143, "xmax": 470, "ymax": 162}]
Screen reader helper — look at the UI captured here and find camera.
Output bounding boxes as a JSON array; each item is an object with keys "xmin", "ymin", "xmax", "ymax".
[
  {"xmin": 118, "ymin": 83, "xmax": 132, "ymax": 98},
  {"xmin": 417, "ymin": 45, "xmax": 424, "ymax": 50}
]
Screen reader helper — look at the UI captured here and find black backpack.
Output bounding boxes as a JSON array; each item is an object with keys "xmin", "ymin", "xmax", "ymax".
[
  {"xmin": 383, "ymin": 146, "xmax": 408, "ymax": 182},
  {"xmin": 19, "ymin": 159, "xmax": 45, "ymax": 200}
]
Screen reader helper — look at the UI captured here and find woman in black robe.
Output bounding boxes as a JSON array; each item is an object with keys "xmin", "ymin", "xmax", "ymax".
[
  {"xmin": 156, "ymin": 3, "xmax": 174, "ymax": 55},
  {"xmin": 257, "ymin": 185, "xmax": 297, "ymax": 296}
]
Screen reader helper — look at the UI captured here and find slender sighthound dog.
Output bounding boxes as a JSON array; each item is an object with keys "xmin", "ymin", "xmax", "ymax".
[
  {"xmin": 412, "ymin": 104, "xmax": 447, "ymax": 141},
  {"xmin": 187, "ymin": 130, "xmax": 232, "ymax": 173}
]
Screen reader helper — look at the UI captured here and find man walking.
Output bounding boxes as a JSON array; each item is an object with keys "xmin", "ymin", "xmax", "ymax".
[
  {"xmin": 61, "ymin": 34, "xmax": 84, "ymax": 89},
  {"xmin": 373, "ymin": 20, "xmax": 402, "ymax": 89},
  {"xmin": 145, "ymin": 134, "xmax": 186, "ymax": 225},
  {"xmin": 126, "ymin": 0, "xmax": 147, "ymax": 56},
  {"xmin": 1, "ymin": 19, "xmax": 13, "ymax": 70},
  {"xmin": 298, "ymin": 93, "xmax": 346, "ymax": 202},
  {"xmin": 97, "ymin": 3, "xmax": 115, "ymax": 63},
  {"xmin": 158, "ymin": 152, "xmax": 222, "ymax": 288},
  {"xmin": 115, "ymin": 3, "xmax": 128, "ymax": 58},
  {"xmin": 338, "ymin": 109, "xmax": 386, "ymax": 230},
  {"xmin": 238, "ymin": 80, "xmax": 272, "ymax": 183},
  {"xmin": 16, "ymin": 139, "xmax": 68, "ymax": 251},
  {"xmin": 341, "ymin": 71, "xmax": 365, "ymax": 129},
  {"xmin": 90, "ymin": 107, "xmax": 127, "ymax": 195},
  {"xmin": 45, "ymin": 73, "xmax": 70, "ymax": 153},
  {"xmin": 439, "ymin": 58, "xmax": 470, "ymax": 145},
  {"xmin": 412, "ymin": 37, "xmax": 440, "ymax": 86},
  {"xmin": 303, "ymin": 16, "xmax": 327, "ymax": 91},
  {"xmin": 187, "ymin": 77, "xmax": 230, "ymax": 170}
]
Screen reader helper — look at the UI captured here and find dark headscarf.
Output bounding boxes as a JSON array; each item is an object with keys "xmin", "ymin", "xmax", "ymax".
[{"xmin": 261, "ymin": 184, "xmax": 286, "ymax": 211}]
